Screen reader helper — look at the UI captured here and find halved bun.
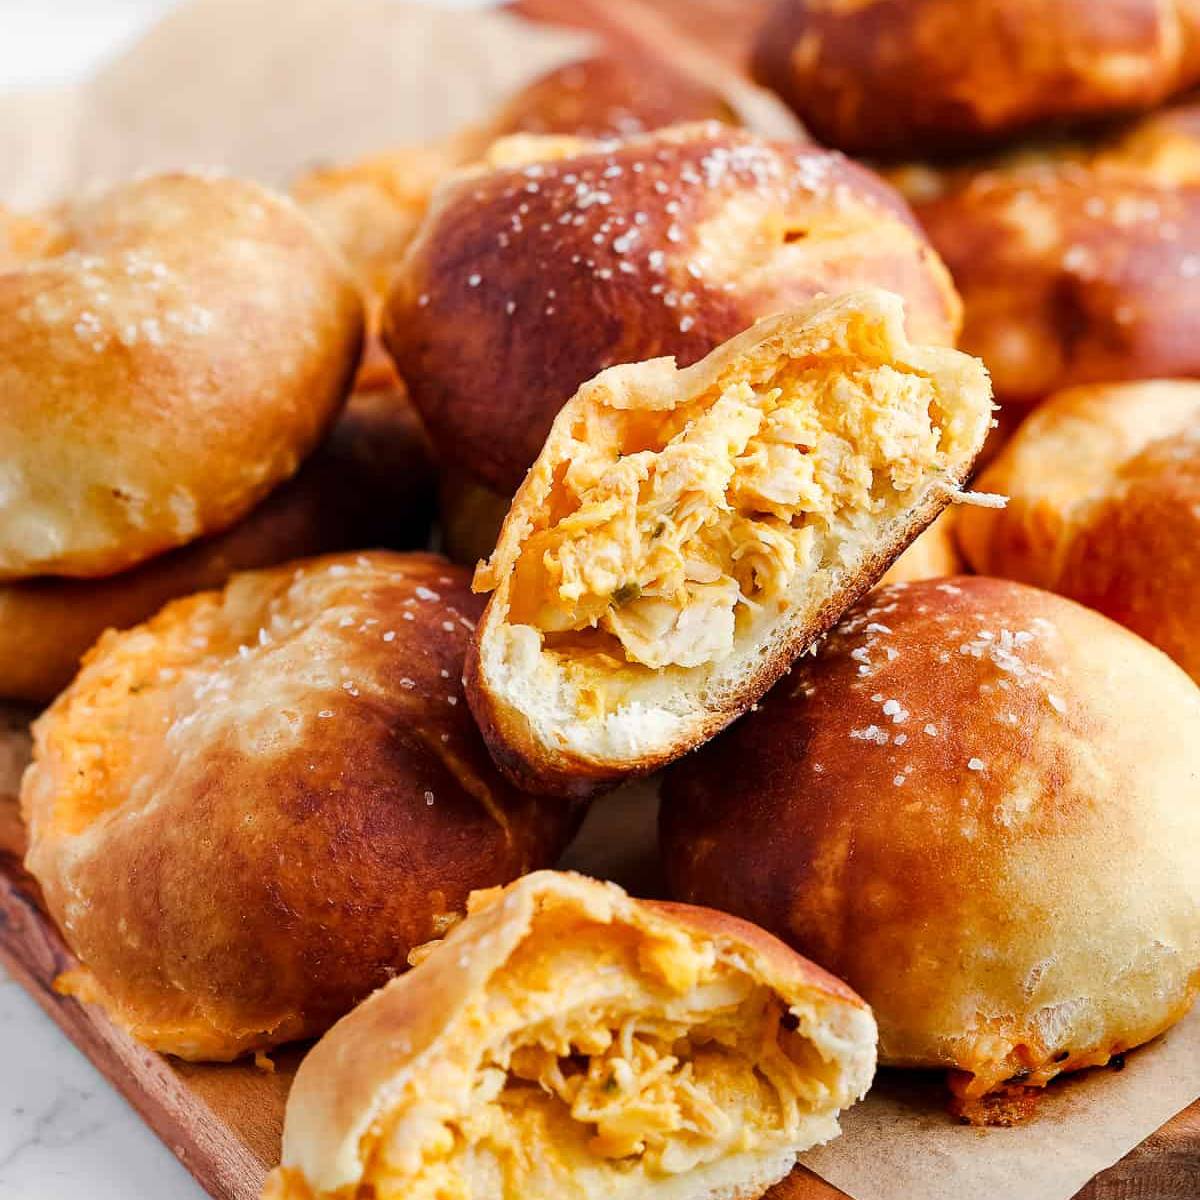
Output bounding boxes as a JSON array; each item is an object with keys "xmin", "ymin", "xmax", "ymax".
[
  {"xmin": 466, "ymin": 291, "xmax": 993, "ymax": 797},
  {"xmin": 263, "ymin": 869, "xmax": 875, "ymax": 1200}
]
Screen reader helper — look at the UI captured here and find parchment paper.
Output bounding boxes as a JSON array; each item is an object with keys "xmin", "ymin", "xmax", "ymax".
[
  {"xmin": 0, "ymin": 0, "xmax": 592, "ymax": 208},
  {"xmin": 1, "ymin": 3, "xmax": 1197, "ymax": 1198}
]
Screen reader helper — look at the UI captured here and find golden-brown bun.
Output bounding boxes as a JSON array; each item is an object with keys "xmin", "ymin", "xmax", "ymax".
[
  {"xmin": 486, "ymin": 51, "xmax": 741, "ymax": 141},
  {"xmin": 467, "ymin": 293, "xmax": 992, "ymax": 798},
  {"xmin": 752, "ymin": 0, "xmax": 1200, "ymax": 159},
  {"xmin": 877, "ymin": 510, "xmax": 961, "ymax": 586},
  {"xmin": 662, "ymin": 577, "xmax": 1200, "ymax": 1105},
  {"xmin": 291, "ymin": 50, "xmax": 793, "ymax": 338},
  {"xmin": 0, "ymin": 386, "xmax": 435, "ymax": 704},
  {"xmin": 912, "ymin": 100, "xmax": 1200, "ymax": 403},
  {"xmin": 958, "ymin": 380, "xmax": 1200, "ymax": 683},
  {"xmin": 293, "ymin": 140, "xmax": 469, "ymax": 308},
  {"xmin": 0, "ymin": 173, "xmax": 364, "ymax": 580},
  {"xmin": 21, "ymin": 553, "xmax": 577, "ymax": 1061},
  {"xmin": 385, "ymin": 122, "xmax": 962, "ymax": 496},
  {"xmin": 262, "ymin": 870, "xmax": 876, "ymax": 1200}
]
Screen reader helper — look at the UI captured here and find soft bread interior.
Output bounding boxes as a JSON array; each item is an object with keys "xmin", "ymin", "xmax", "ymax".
[
  {"xmin": 352, "ymin": 895, "xmax": 867, "ymax": 1200},
  {"xmin": 475, "ymin": 292, "xmax": 992, "ymax": 768}
]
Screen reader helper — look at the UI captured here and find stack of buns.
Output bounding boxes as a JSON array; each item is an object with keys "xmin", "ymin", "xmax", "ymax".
[
  {"xmin": 4, "ymin": 7, "xmax": 1200, "ymax": 1199},
  {"xmin": 0, "ymin": 175, "xmax": 435, "ymax": 703}
]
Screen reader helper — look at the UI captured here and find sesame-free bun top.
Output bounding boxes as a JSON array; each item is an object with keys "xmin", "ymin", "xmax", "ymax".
[
  {"xmin": 385, "ymin": 122, "xmax": 961, "ymax": 495},
  {"xmin": 467, "ymin": 292, "xmax": 991, "ymax": 797},
  {"xmin": 752, "ymin": 0, "xmax": 1200, "ymax": 159},
  {"xmin": 262, "ymin": 870, "xmax": 876, "ymax": 1200},
  {"xmin": 0, "ymin": 385, "xmax": 436, "ymax": 704},
  {"xmin": 0, "ymin": 173, "xmax": 364, "ymax": 580},
  {"xmin": 911, "ymin": 100, "xmax": 1200, "ymax": 403},
  {"xmin": 958, "ymin": 380, "xmax": 1200, "ymax": 683},
  {"xmin": 20, "ymin": 552, "xmax": 576, "ymax": 1061},
  {"xmin": 661, "ymin": 577, "xmax": 1200, "ymax": 1105}
]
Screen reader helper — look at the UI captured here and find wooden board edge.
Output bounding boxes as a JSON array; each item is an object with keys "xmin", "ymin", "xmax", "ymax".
[{"xmin": 0, "ymin": 853, "xmax": 268, "ymax": 1200}]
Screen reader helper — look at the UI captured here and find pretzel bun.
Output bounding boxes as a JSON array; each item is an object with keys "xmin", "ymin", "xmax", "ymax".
[
  {"xmin": 752, "ymin": 0, "xmax": 1200, "ymax": 158},
  {"xmin": 291, "ymin": 50, "xmax": 788, "ymax": 323},
  {"xmin": 912, "ymin": 101, "xmax": 1200, "ymax": 403},
  {"xmin": 385, "ymin": 122, "xmax": 961, "ymax": 496},
  {"xmin": 486, "ymin": 52, "xmax": 741, "ymax": 141},
  {"xmin": 0, "ymin": 173, "xmax": 363, "ymax": 581},
  {"xmin": 263, "ymin": 870, "xmax": 875, "ymax": 1200},
  {"xmin": 467, "ymin": 293, "xmax": 992, "ymax": 797},
  {"xmin": 661, "ymin": 577, "xmax": 1200, "ymax": 1117},
  {"xmin": 20, "ymin": 552, "xmax": 577, "ymax": 1061},
  {"xmin": 958, "ymin": 380, "xmax": 1200, "ymax": 683},
  {"xmin": 294, "ymin": 141, "xmax": 469, "ymax": 307},
  {"xmin": 0, "ymin": 386, "xmax": 435, "ymax": 704}
]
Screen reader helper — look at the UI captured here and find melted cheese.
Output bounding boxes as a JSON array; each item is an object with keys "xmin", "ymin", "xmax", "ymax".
[{"xmin": 507, "ymin": 359, "xmax": 951, "ymax": 674}]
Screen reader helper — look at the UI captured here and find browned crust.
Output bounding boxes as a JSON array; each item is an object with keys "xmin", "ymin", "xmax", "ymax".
[
  {"xmin": 486, "ymin": 51, "xmax": 744, "ymax": 141},
  {"xmin": 660, "ymin": 576, "xmax": 1200, "ymax": 1094},
  {"xmin": 877, "ymin": 510, "xmax": 960, "ymax": 587},
  {"xmin": 0, "ymin": 173, "xmax": 364, "ymax": 580},
  {"xmin": 639, "ymin": 897, "xmax": 868, "ymax": 1010},
  {"xmin": 0, "ymin": 387, "xmax": 436, "ymax": 704},
  {"xmin": 464, "ymin": 483, "xmax": 966, "ymax": 800},
  {"xmin": 957, "ymin": 380, "xmax": 1200, "ymax": 682},
  {"xmin": 21, "ymin": 553, "xmax": 578, "ymax": 1060},
  {"xmin": 384, "ymin": 123, "xmax": 960, "ymax": 495},
  {"xmin": 912, "ymin": 99, "xmax": 1200, "ymax": 402},
  {"xmin": 752, "ymin": 0, "xmax": 1200, "ymax": 158}
]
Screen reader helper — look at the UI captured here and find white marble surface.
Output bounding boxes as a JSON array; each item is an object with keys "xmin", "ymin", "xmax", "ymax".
[{"xmin": 0, "ymin": 973, "xmax": 206, "ymax": 1200}]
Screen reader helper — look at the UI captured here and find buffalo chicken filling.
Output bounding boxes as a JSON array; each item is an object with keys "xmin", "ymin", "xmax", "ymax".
[
  {"xmin": 506, "ymin": 356, "xmax": 953, "ymax": 690},
  {"xmin": 359, "ymin": 922, "xmax": 841, "ymax": 1199}
]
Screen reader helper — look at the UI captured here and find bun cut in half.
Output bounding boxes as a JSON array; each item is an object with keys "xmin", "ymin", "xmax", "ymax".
[
  {"xmin": 467, "ymin": 291, "xmax": 993, "ymax": 797},
  {"xmin": 662, "ymin": 577, "xmax": 1200, "ymax": 1123},
  {"xmin": 21, "ymin": 552, "xmax": 576, "ymax": 1061},
  {"xmin": 263, "ymin": 870, "xmax": 876, "ymax": 1200}
]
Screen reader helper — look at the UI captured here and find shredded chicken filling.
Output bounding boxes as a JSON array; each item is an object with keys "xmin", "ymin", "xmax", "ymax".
[
  {"xmin": 361, "ymin": 926, "xmax": 837, "ymax": 1200},
  {"xmin": 507, "ymin": 359, "xmax": 951, "ymax": 672}
]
